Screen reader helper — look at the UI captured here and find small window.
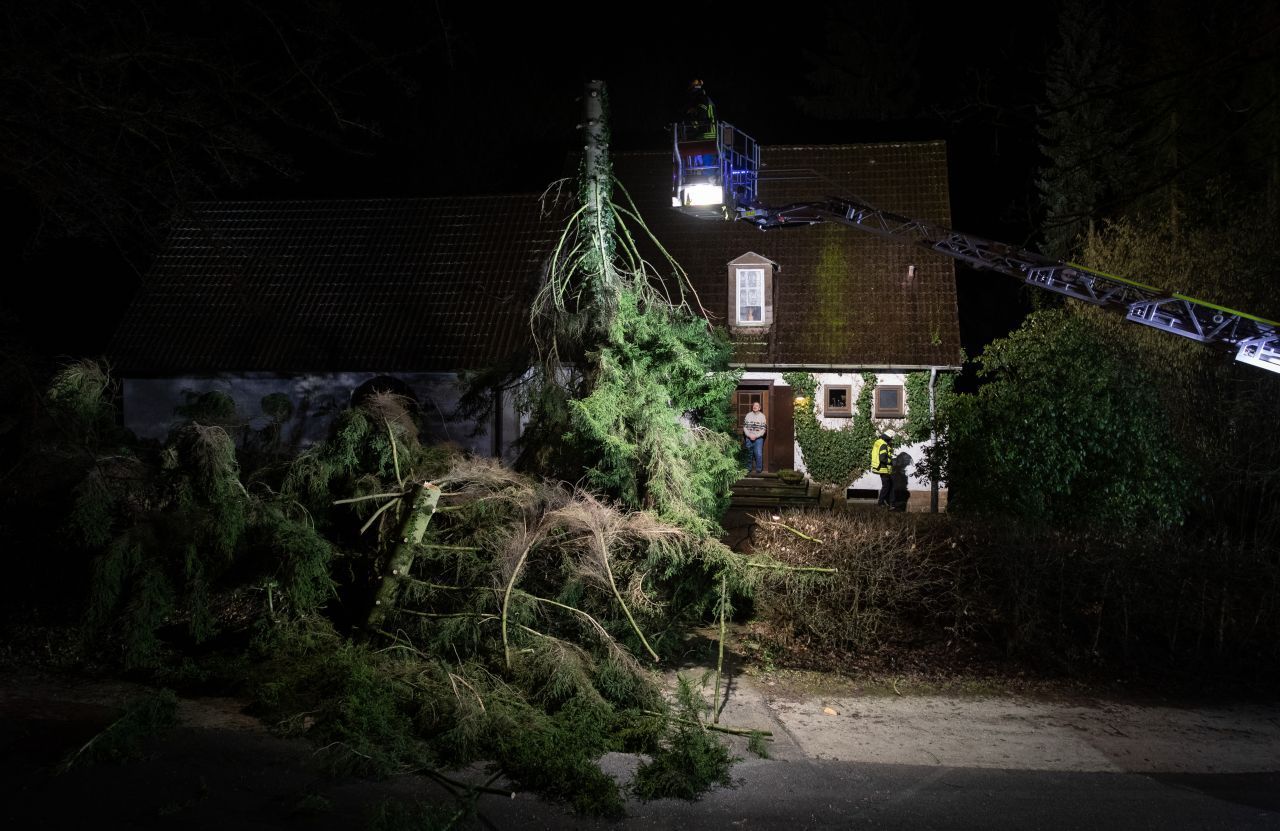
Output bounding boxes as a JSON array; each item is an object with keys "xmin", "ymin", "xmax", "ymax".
[
  {"xmin": 736, "ymin": 268, "xmax": 764, "ymax": 325},
  {"xmin": 824, "ymin": 384, "xmax": 852, "ymax": 418},
  {"xmin": 873, "ymin": 385, "xmax": 905, "ymax": 418}
]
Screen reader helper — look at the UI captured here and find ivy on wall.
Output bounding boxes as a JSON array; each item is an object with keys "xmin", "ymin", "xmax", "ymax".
[
  {"xmin": 781, "ymin": 371, "xmax": 878, "ymax": 486},
  {"xmin": 902, "ymin": 370, "xmax": 957, "ymax": 443},
  {"xmin": 782, "ymin": 370, "xmax": 956, "ymax": 486}
]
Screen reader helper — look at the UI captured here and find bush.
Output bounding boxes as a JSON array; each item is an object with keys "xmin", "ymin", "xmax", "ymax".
[
  {"xmin": 942, "ymin": 309, "xmax": 1190, "ymax": 529},
  {"xmin": 752, "ymin": 510, "xmax": 961, "ymax": 653},
  {"xmin": 751, "ymin": 509, "xmax": 1280, "ymax": 680}
]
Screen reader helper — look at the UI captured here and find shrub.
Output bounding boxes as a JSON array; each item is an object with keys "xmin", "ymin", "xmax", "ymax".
[
  {"xmin": 752, "ymin": 510, "xmax": 960, "ymax": 653},
  {"xmin": 942, "ymin": 309, "xmax": 1190, "ymax": 529},
  {"xmin": 751, "ymin": 509, "xmax": 1280, "ymax": 680}
]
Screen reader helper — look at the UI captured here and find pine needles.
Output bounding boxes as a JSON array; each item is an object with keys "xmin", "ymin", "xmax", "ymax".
[
  {"xmin": 517, "ymin": 82, "xmax": 741, "ymax": 537},
  {"xmin": 26, "ymin": 82, "xmax": 772, "ymax": 817},
  {"xmin": 59, "ymin": 688, "xmax": 179, "ymax": 773},
  {"xmin": 631, "ymin": 673, "xmax": 735, "ymax": 801}
]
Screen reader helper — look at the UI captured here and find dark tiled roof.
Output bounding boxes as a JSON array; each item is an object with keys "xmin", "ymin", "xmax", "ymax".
[
  {"xmin": 113, "ymin": 142, "xmax": 960, "ymax": 374},
  {"xmin": 111, "ymin": 197, "xmax": 561, "ymax": 373},
  {"xmin": 613, "ymin": 141, "xmax": 961, "ymax": 367}
]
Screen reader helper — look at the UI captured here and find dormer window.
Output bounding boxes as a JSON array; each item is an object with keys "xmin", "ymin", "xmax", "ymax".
[
  {"xmin": 737, "ymin": 268, "xmax": 765, "ymax": 325},
  {"xmin": 727, "ymin": 253, "xmax": 777, "ymax": 331}
]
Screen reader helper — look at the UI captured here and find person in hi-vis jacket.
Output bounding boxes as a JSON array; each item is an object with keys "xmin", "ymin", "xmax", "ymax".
[{"xmin": 872, "ymin": 428, "xmax": 897, "ymax": 508}]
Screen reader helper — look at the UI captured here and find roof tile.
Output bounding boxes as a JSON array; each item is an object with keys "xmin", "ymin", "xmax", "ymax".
[{"xmin": 112, "ymin": 142, "xmax": 961, "ymax": 374}]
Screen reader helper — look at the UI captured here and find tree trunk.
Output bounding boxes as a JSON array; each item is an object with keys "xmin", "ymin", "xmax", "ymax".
[{"xmin": 366, "ymin": 482, "xmax": 442, "ymax": 632}]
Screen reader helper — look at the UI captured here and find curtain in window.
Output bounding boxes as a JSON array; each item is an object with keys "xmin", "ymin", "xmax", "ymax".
[{"xmin": 737, "ymin": 268, "xmax": 763, "ymax": 323}]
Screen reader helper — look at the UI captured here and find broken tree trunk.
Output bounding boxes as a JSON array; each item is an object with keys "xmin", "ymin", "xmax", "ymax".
[{"xmin": 366, "ymin": 481, "xmax": 442, "ymax": 632}]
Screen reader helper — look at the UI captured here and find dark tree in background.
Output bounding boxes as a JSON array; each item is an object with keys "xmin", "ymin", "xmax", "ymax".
[
  {"xmin": 0, "ymin": 0, "xmax": 449, "ymax": 358},
  {"xmin": 1036, "ymin": 0, "xmax": 1133, "ymax": 259},
  {"xmin": 945, "ymin": 0, "xmax": 1280, "ymax": 540},
  {"xmin": 1038, "ymin": 0, "xmax": 1280, "ymax": 252},
  {"xmin": 0, "ymin": 1, "xmax": 439, "ymax": 250},
  {"xmin": 793, "ymin": 6, "xmax": 1057, "ymax": 375},
  {"xmin": 793, "ymin": 7, "xmax": 922, "ymax": 123}
]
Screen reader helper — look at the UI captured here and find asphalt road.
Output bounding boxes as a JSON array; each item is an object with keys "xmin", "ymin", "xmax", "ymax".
[
  {"xmin": 470, "ymin": 670, "xmax": 1280, "ymax": 830},
  {"xmin": 3, "ymin": 670, "xmax": 1278, "ymax": 830},
  {"xmin": 477, "ymin": 758, "xmax": 1280, "ymax": 830}
]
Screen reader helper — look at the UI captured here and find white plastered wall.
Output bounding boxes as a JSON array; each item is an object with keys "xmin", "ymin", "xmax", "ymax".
[
  {"xmin": 121, "ymin": 371, "xmax": 522, "ymax": 461},
  {"xmin": 737, "ymin": 370, "xmax": 939, "ymax": 492}
]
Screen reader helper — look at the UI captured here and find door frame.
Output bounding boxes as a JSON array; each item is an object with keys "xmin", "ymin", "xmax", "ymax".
[{"xmin": 734, "ymin": 385, "xmax": 771, "ymax": 473}]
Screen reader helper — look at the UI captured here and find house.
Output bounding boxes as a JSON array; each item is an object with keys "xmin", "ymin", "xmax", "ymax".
[
  {"xmin": 112, "ymin": 141, "xmax": 961, "ymax": 500},
  {"xmin": 613, "ymin": 141, "xmax": 961, "ymax": 500},
  {"xmin": 110, "ymin": 195, "xmax": 561, "ymax": 460}
]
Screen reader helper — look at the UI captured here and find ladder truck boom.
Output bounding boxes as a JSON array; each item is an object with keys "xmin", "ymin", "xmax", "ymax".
[
  {"xmin": 740, "ymin": 197, "xmax": 1280, "ymax": 373},
  {"xmin": 669, "ymin": 114, "xmax": 1280, "ymax": 375}
]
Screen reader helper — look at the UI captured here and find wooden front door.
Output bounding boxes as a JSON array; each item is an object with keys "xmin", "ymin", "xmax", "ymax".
[{"xmin": 768, "ymin": 385, "xmax": 794, "ymax": 472}]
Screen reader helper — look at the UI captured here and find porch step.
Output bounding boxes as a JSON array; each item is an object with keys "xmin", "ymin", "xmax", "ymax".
[{"xmin": 729, "ymin": 474, "xmax": 819, "ymax": 510}]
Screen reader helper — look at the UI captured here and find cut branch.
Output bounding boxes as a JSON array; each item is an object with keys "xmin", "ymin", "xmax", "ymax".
[
  {"xmin": 501, "ymin": 539, "xmax": 536, "ymax": 670},
  {"xmin": 760, "ymin": 520, "xmax": 825, "ymax": 543},
  {"xmin": 743, "ymin": 559, "xmax": 838, "ymax": 574},
  {"xmin": 333, "ymin": 491, "xmax": 408, "ymax": 504},
  {"xmin": 359, "ymin": 496, "xmax": 401, "ymax": 536},
  {"xmin": 713, "ymin": 573, "xmax": 726, "ymax": 724},
  {"xmin": 642, "ymin": 711, "xmax": 774, "ymax": 738},
  {"xmin": 593, "ymin": 526, "xmax": 659, "ymax": 662}
]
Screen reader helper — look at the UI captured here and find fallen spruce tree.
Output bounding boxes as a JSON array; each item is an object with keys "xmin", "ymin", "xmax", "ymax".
[
  {"xmin": 16, "ymin": 79, "xmax": 840, "ymax": 821},
  {"xmin": 296, "ymin": 396, "xmax": 791, "ymax": 810},
  {"xmin": 40, "ymin": 375, "xmax": 823, "ymax": 818}
]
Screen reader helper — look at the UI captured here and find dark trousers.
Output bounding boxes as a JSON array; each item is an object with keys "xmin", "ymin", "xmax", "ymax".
[{"xmin": 877, "ymin": 473, "xmax": 894, "ymax": 506}]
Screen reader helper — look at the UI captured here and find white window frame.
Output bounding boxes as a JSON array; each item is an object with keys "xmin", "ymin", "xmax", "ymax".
[{"xmin": 736, "ymin": 267, "xmax": 765, "ymax": 326}]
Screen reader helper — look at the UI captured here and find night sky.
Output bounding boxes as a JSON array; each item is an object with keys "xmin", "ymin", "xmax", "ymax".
[{"xmin": 3, "ymin": 2, "xmax": 1060, "ymax": 370}]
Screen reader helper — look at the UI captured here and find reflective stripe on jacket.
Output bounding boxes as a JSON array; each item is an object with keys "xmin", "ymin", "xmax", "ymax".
[{"xmin": 871, "ymin": 438, "xmax": 892, "ymax": 474}]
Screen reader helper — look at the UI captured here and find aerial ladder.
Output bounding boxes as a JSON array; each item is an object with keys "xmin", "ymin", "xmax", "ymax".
[{"xmin": 670, "ymin": 110, "xmax": 1280, "ymax": 376}]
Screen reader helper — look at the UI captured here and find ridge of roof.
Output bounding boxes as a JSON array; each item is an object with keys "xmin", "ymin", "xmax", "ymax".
[
  {"xmin": 180, "ymin": 193, "xmax": 547, "ymax": 209},
  {"xmin": 617, "ymin": 139, "xmax": 947, "ymax": 158}
]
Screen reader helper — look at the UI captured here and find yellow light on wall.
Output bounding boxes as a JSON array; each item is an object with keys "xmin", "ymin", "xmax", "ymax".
[{"xmin": 794, "ymin": 396, "xmax": 809, "ymax": 407}]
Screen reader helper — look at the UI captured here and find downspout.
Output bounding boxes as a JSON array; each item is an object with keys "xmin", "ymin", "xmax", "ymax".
[{"xmin": 929, "ymin": 367, "xmax": 939, "ymax": 513}]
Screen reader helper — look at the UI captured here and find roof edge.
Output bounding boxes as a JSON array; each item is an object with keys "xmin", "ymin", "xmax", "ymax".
[
  {"xmin": 616, "ymin": 138, "xmax": 948, "ymax": 158},
  {"xmin": 733, "ymin": 363, "xmax": 963, "ymax": 372}
]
